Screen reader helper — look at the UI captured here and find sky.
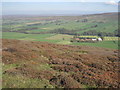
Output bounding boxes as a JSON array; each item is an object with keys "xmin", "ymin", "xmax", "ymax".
[
  {"xmin": 2, "ymin": 0, "xmax": 120, "ymax": 2},
  {"xmin": 2, "ymin": 0, "xmax": 119, "ymax": 16}
]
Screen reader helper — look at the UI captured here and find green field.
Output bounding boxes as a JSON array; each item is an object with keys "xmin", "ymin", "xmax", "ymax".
[
  {"xmin": 71, "ymin": 41, "xmax": 118, "ymax": 49},
  {"xmin": 2, "ymin": 13, "xmax": 119, "ymax": 49},
  {"xmin": 2, "ymin": 32, "xmax": 118, "ymax": 49},
  {"xmin": 3, "ymin": 13, "xmax": 118, "ymax": 34}
]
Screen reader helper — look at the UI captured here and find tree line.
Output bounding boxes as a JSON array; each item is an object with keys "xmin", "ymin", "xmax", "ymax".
[
  {"xmin": 49, "ymin": 28, "xmax": 119, "ymax": 37},
  {"xmin": 81, "ymin": 30, "xmax": 119, "ymax": 37}
]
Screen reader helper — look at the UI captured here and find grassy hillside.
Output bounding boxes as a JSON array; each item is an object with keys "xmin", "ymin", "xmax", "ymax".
[
  {"xmin": 2, "ymin": 39, "xmax": 119, "ymax": 88},
  {"xmin": 2, "ymin": 32, "xmax": 118, "ymax": 49},
  {"xmin": 3, "ymin": 13, "xmax": 118, "ymax": 34},
  {"xmin": 2, "ymin": 13, "xmax": 118, "ymax": 49}
]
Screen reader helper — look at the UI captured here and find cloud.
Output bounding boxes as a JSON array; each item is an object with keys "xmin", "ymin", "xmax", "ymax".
[{"xmin": 105, "ymin": 0, "xmax": 118, "ymax": 5}]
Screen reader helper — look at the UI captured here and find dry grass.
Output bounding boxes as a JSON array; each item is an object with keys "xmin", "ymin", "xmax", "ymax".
[{"xmin": 2, "ymin": 39, "xmax": 119, "ymax": 88}]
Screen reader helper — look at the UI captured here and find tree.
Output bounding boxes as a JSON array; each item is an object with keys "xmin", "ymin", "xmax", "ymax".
[{"xmin": 98, "ymin": 32, "xmax": 104, "ymax": 40}]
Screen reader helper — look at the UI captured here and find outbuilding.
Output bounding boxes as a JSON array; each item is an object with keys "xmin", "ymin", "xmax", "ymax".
[{"xmin": 97, "ymin": 37, "xmax": 103, "ymax": 41}]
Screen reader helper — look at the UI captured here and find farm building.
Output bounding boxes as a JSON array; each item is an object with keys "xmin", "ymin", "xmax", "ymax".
[
  {"xmin": 98, "ymin": 37, "xmax": 103, "ymax": 41},
  {"xmin": 70, "ymin": 36, "xmax": 103, "ymax": 42}
]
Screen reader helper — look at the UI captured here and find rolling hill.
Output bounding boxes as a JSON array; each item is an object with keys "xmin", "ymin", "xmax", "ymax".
[
  {"xmin": 2, "ymin": 13, "xmax": 118, "ymax": 49},
  {"xmin": 2, "ymin": 12, "xmax": 118, "ymax": 34},
  {"xmin": 2, "ymin": 39, "xmax": 119, "ymax": 88}
]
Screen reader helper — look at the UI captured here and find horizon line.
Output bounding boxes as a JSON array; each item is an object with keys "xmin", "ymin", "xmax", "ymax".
[{"xmin": 2, "ymin": 12, "xmax": 118, "ymax": 16}]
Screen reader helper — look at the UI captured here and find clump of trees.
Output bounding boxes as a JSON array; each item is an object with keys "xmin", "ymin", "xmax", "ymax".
[
  {"xmin": 50, "ymin": 28, "xmax": 78, "ymax": 35},
  {"xmin": 82, "ymin": 30, "xmax": 119, "ymax": 37},
  {"xmin": 114, "ymin": 30, "xmax": 120, "ymax": 37}
]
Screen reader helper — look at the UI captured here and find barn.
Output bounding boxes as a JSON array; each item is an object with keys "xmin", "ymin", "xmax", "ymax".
[{"xmin": 71, "ymin": 36, "xmax": 103, "ymax": 42}]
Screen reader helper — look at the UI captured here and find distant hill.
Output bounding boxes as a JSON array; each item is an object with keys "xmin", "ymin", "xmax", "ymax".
[{"xmin": 2, "ymin": 12, "xmax": 118, "ymax": 36}]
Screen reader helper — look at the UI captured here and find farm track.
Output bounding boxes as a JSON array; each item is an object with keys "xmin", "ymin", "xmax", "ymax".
[{"xmin": 2, "ymin": 39, "xmax": 120, "ymax": 88}]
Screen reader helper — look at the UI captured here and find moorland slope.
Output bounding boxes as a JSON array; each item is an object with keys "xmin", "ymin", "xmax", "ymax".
[{"xmin": 2, "ymin": 39, "xmax": 119, "ymax": 88}]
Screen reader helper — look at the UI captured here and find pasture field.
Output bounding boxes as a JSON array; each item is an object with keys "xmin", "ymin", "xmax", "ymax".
[
  {"xmin": 2, "ymin": 32, "xmax": 59, "ymax": 43},
  {"xmin": 46, "ymin": 34, "xmax": 73, "ymax": 40},
  {"xmin": 71, "ymin": 41, "xmax": 118, "ymax": 49},
  {"xmin": 2, "ymin": 13, "xmax": 118, "ymax": 34},
  {"xmin": 2, "ymin": 32, "xmax": 118, "ymax": 49},
  {"xmin": 2, "ymin": 13, "xmax": 119, "ymax": 49}
]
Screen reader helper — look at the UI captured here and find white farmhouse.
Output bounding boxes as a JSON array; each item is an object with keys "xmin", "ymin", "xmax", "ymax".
[
  {"xmin": 98, "ymin": 37, "xmax": 103, "ymax": 41},
  {"xmin": 92, "ymin": 38, "xmax": 97, "ymax": 41}
]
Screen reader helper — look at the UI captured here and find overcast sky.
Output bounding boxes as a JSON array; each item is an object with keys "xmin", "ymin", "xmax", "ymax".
[
  {"xmin": 2, "ymin": 0, "xmax": 119, "ymax": 15},
  {"xmin": 2, "ymin": 0, "xmax": 120, "ymax": 2}
]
